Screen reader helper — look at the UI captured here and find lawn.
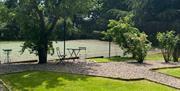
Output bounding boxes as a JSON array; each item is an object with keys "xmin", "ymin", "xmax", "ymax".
[
  {"xmin": 0, "ymin": 71, "xmax": 179, "ymax": 91},
  {"xmin": 88, "ymin": 56, "xmax": 133, "ymax": 62},
  {"xmin": 158, "ymin": 68, "xmax": 180, "ymax": 78},
  {"xmin": 145, "ymin": 53, "xmax": 164, "ymax": 61},
  {"xmin": 89, "ymin": 53, "xmax": 179, "ymax": 62}
]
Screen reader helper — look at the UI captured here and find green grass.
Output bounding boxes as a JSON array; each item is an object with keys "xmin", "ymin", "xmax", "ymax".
[
  {"xmin": 145, "ymin": 53, "xmax": 164, "ymax": 61},
  {"xmin": 88, "ymin": 56, "xmax": 133, "ymax": 62},
  {"xmin": 0, "ymin": 71, "xmax": 179, "ymax": 91},
  {"xmin": 158, "ymin": 68, "xmax": 180, "ymax": 78},
  {"xmin": 89, "ymin": 53, "xmax": 163, "ymax": 62},
  {"xmin": 145, "ymin": 53, "xmax": 180, "ymax": 61},
  {"xmin": 90, "ymin": 53, "xmax": 179, "ymax": 62}
]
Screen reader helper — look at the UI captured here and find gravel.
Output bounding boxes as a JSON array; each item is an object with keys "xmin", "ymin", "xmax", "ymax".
[{"xmin": 0, "ymin": 61, "xmax": 180, "ymax": 89}]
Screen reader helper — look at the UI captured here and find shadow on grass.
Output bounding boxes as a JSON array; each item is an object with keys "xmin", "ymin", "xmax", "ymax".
[
  {"xmin": 0, "ymin": 60, "xmax": 101, "ymax": 91},
  {"xmin": 0, "ymin": 71, "xmax": 89, "ymax": 91},
  {"xmin": 0, "ymin": 61, "xmax": 179, "ymax": 91}
]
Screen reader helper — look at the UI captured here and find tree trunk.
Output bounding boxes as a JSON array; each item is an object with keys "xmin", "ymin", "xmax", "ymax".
[
  {"xmin": 38, "ymin": 46, "xmax": 47, "ymax": 64},
  {"xmin": 132, "ymin": 53, "xmax": 136, "ymax": 59},
  {"xmin": 138, "ymin": 61, "xmax": 143, "ymax": 64},
  {"xmin": 38, "ymin": 33, "xmax": 48, "ymax": 64},
  {"xmin": 137, "ymin": 55, "xmax": 144, "ymax": 64}
]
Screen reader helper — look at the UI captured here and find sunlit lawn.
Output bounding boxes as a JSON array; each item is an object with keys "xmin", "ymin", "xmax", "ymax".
[
  {"xmin": 0, "ymin": 71, "xmax": 179, "ymax": 91},
  {"xmin": 145, "ymin": 53, "xmax": 164, "ymax": 61},
  {"xmin": 88, "ymin": 56, "xmax": 133, "ymax": 62},
  {"xmin": 90, "ymin": 53, "xmax": 179, "ymax": 62},
  {"xmin": 158, "ymin": 68, "xmax": 180, "ymax": 78}
]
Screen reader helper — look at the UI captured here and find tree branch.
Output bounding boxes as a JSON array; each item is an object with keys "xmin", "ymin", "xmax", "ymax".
[
  {"xmin": 32, "ymin": 0, "xmax": 46, "ymax": 31},
  {"xmin": 47, "ymin": 16, "xmax": 59, "ymax": 33}
]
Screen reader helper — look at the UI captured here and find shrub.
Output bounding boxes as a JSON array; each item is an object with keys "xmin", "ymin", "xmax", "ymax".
[
  {"xmin": 157, "ymin": 31, "xmax": 179, "ymax": 63},
  {"xmin": 107, "ymin": 14, "xmax": 151, "ymax": 63},
  {"xmin": 173, "ymin": 39, "xmax": 180, "ymax": 62},
  {"xmin": 124, "ymin": 32, "xmax": 151, "ymax": 63}
]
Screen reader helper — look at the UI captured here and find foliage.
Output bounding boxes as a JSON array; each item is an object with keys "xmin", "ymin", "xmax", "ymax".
[
  {"xmin": 129, "ymin": 0, "xmax": 180, "ymax": 45},
  {"xmin": 157, "ymin": 31, "xmax": 179, "ymax": 62},
  {"xmin": 107, "ymin": 15, "xmax": 151, "ymax": 63},
  {"xmin": 80, "ymin": 0, "xmax": 129, "ymax": 38},
  {"xmin": 0, "ymin": 0, "xmax": 99, "ymax": 63},
  {"xmin": 130, "ymin": 0, "xmax": 180, "ymax": 28},
  {"xmin": 124, "ymin": 32, "xmax": 151, "ymax": 63},
  {"xmin": 173, "ymin": 39, "xmax": 180, "ymax": 62},
  {"xmin": 1, "ymin": 0, "xmax": 180, "ymax": 43},
  {"xmin": 0, "ymin": 71, "xmax": 178, "ymax": 91}
]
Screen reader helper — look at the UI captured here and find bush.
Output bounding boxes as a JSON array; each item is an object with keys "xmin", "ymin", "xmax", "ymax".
[
  {"xmin": 124, "ymin": 32, "xmax": 151, "ymax": 63},
  {"xmin": 107, "ymin": 14, "xmax": 151, "ymax": 63},
  {"xmin": 173, "ymin": 39, "xmax": 180, "ymax": 62},
  {"xmin": 157, "ymin": 31, "xmax": 179, "ymax": 63}
]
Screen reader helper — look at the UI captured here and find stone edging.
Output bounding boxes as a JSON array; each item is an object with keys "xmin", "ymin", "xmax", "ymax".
[{"xmin": 150, "ymin": 66, "xmax": 180, "ymax": 70}]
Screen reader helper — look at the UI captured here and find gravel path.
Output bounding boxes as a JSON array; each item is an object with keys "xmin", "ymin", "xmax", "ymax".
[{"xmin": 0, "ymin": 61, "xmax": 180, "ymax": 89}]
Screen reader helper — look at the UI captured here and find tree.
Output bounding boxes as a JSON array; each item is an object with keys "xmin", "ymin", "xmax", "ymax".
[
  {"xmin": 107, "ymin": 14, "xmax": 151, "ymax": 63},
  {"xmin": 0, "ymin": 0, "xmax": 99, "ymax": 64},
  {"xmin": 124, "ymin": 0, "xmax": 180, "ymax": 46},
  {"xmin": 78, "ymin": 0, "xmax": 129, "ymax": 38},
  {"xmin": 157, "ymin": 31, "xmax": 179, "ymax": 63},
  {"xmin": 173, "ymin": 38, "xmax": 180, "ymax": 62}
]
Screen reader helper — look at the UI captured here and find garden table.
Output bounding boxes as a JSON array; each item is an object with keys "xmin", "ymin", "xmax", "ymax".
[{"xmin": 67, "ymin": 48, "xmax": 81, "ymax": 57}]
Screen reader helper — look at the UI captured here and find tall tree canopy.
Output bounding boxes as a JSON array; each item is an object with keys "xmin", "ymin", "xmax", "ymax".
[
  {"xmin": 130, "ymin": 0, "xmax": 180, "ymax": 34},
  {"xmin": 1, "ymin": 0, "xmax": 180, "ymax": 46},
  {"xmin": 0, "ymin": 0, "xmax": 100, "ymax": 64}
]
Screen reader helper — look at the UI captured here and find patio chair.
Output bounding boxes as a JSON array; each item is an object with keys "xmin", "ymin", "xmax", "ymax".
[{"xmin": 56, "ymin": 47, "xmax": 66, "ymax": 63}]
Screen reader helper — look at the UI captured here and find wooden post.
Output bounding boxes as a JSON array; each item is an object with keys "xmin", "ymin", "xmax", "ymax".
[
  {"xmin": 109, "ymin": 36, "xmax": 111, "ymax": 58},
  {"xmin": 63, "ymin": 20, "xmax": 66, "ymax": 58}
]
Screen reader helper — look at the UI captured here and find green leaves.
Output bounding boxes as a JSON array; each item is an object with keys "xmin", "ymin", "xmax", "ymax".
[
  {"xmin": 0, "ymin": 3, "xmax": 13, "ymax": 22},
  {"xmin": 157, "ymin": 31, "xmax": 179, "ymax": 49},
  {"xmin": 107, "ymin": 14, "xmax": 151, "ymax": 63},
  {"xmin": 157, "ymin": 31, "xmax": 179, "ymax": 62},
  {"xmin": 124, "ymin": 32, "xmax": 151, "ymax": 63},
  {"xmin": 0, "ymin": 0, "xmax": 100, "ymax": 63}
]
